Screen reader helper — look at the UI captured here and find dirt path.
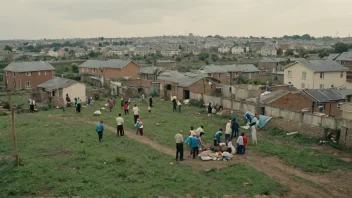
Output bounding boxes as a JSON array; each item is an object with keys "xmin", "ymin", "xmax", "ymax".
[{"xmin": 51, "ymin": 115, "xmax": 351, "ymax": 198}]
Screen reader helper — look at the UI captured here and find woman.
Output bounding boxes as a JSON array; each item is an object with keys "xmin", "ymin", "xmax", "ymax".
[
  {"xmin": 123, "ymin": 102, "xmax": 129, "ymax": 115},
  {"xmin": 108, "ymin": 99, "xmax": 114, "ymax": 112},
  {"xmin": 76, "ymin": 98, "xmax": 81, "ymax": 113},
  {"xmin": 250, "ymin": 114, "xmax": 258, "ymax": 145},
  {"xmin": 207, "ymin": 102, "xmax": 212, "ymax": 117},
  {"xmin": 135, "ymin": 118, "xmax": 144, "ymax": 136}
]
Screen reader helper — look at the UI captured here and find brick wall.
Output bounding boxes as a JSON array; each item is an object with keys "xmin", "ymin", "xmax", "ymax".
[
  {"xmin": 258, "ymin": 62, "xmax": 277, "ymax": 71},
  {"xmin": 3, "ymin": 70, "xmax": 55, "ymax": 90},
  {"xmin": 210, "ymin": 73, "xmax": 230, "ymax": 84}
]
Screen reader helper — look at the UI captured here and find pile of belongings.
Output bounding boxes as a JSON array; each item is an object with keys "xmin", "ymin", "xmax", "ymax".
[
  {"xmin": 94, "ymin": 110, "xmax": 102, "ymax": 115},
  {"xmin": 216, "ymin": 109, "xmax": 228, "ymax": 115},
  {"xmin": 199, "ymin": 150, "xmax": 234, "ymax": 161}
]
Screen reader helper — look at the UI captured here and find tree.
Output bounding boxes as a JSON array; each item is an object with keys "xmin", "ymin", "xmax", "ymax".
[
  {"xmin": 103, "ymin": 41, "xmax": 109, "ymax": 46},
  {"xmin": 124, "ymin": 41, "xmax": 128, "ymax": 46},
  {"xmin": 176, "ymin": 56, "xmax": 182, "ymax": 62},
  {"xmin": 285, "ymin": 49, "xmax": 294, "ymax": 56},
  {"xmin": 198, "ymin": 52, "xmax": 209, "ymax": 61},
  {"xmin": 319, "ymin": 52, "xmax": 329, "ymax": 58},
  {"xmin": 334, "ymin": 42, "xmax": 349, "ymax": 53},
  {"xmin": 178, "ymin": 45, "xmax": 183, "ymax": 50},
  {"xmin": 277, "ymin": 49, "xmax": 283, "ymax": 56},
  {"xmin": 100, "ymin": 37, "xmax": 104, "ymax": 41},
  {"xmin": 72, "ymin": 64, "xmax": 79, "ymax": 73},
  {"xmin": 98, "ymin": 43, "xmax": 102, "ymax": 47},
  {"xmin": 119, "ymin": 41, "xmax": 124, "ymax": 46},
  {"xmin": 301, "ymin": 34, "xmax": 312, "ymax": 40},
  {"xmin": 211, "ymin": 54, "xmax": 219, "ymax": 62},
  {"xmin": 4, "ymin": 45, "xmax": 12, "ymax": 52},
  {"xmin": 89, "ymin": 50, "xmax": 95, "ymax": 57}
]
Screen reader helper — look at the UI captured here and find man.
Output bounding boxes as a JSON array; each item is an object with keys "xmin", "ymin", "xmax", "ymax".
[
  {"xmin": 149, "ymin": 96, "xmax": 153, "ymax": 107},
  {"xmin": 96, "ymin": 121, "xmax": 104, "ymax": 142},
  {"xmin": 250, "ymin": 114, "xmax": 258, "ymax": 145},
  {"xmin": 244, "ymin": 110, "xmax": 252, "ymax": 124},
  {"xmin": 141, "ymin": 93, "xmax": 145, "ymax": 103},
  {"xmin": 177, "ymin": 100, "xmax": 182, "ymax": 113},
  {"xmin": 76, "ymin": 98, "xmax": 81, "ymax": 113},
  {"xmin": 242, "ymin": 132, "xmax": 248, "ymax": 154},
  {"xmin": 175, "ymin": 130, "xmax": 184, "ymax": 161},
  {"xmin": 66, "ymin": 94, "xmax": 71, "ymax": 107},
  {"xmin": 29, "ymin": 98, "xmax": 35, "ymax": 113},
  {"xmin": 236, "ymin": 134, "xmax": 244, "ymax": 154},
  {"xmin": 116, "ymin": 113, "xmax": 124, "ymax": 136},
  {"xmin": 214, "ymin": 128, "xmax": 223, "ymax": 146},
  {"xmin": 231, "ymin": 118, "xmax": 240, "ymax": 139},
  {"xmin": 172, "ymin": 98, "xmax": 177, "ymax": 112},
  {"xmin": 190, "ymin": 135, "xmax": 199, "ymax": 159},
  {"xmin": 225, "ymin": 120, "xmax": 232, "ymax": 141},
  {"xmin": 132, "ymin": 104, "xmax": 140, "ymax": 124},
  {"xmin": 195, "ymin": 126, "xmax": 205, "ymax": 137}
]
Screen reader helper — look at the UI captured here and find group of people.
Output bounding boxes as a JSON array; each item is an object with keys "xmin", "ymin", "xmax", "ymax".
[
  {"xmin": 65, "ymin": 94, "xmax": 82, "ymax": 113},
  {"xmin": 172, "ymin": 97, "xmax": 182, "ymax": 113},
  {"xmin": 207, "ymin": 102, "xmax": 223, "ymax": 116},
  {"xmin": 175, "ymin": 126, "xmax": 205, "ymax": 160}
]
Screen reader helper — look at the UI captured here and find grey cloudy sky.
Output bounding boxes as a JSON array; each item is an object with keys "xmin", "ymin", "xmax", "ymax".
[{"xmin": 0, "ymin": 0, "xmax": 352, "ymax": 39}]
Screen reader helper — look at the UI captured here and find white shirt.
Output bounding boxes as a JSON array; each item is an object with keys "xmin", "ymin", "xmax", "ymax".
[
  {"xmin": 189, "ymin": 130, "xmax": 196, "ymax": 136},
  {"xmin": 177, "ymin": 101, "xmax": 182, "ymax": 106},
  {"xmin": 252, "ymin": 117, "xmax": 258, "ymax": 126},
  {"xmin": 116, "ymin": 117, "xmax": 124, "ymax": 126},
  {"xmin": 225, "ymin": 122, "xmax": 232, "ymax": 134},
  {"xmin": 195, "ymin": 127, "xmax": 204, "ymax": 135},
  {"xmin": 237, "ymin": 136, "xmax": 244, "ymax": 145},
  {"xmin": 132, "ymin": 107, "xmax": 140, "ymax": 115}
]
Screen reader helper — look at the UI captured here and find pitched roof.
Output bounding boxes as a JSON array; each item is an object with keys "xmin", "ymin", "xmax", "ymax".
[
  {"xmin": 326, "ymin": 53, "xmax": 341, "ymax": 60},
  {"xmin": 200, "ymin": 65, "xmax": 228, "ymax": 73},
  {"xmin": 201, "ymin": 64, "xmax": 260, "ymax": 73},
  {"xmin": 158, "ymin": 75, "xmax": 204, "ymax": 87},
  {"xmin": 37, "ymin": 77, "xmax": 79, "ymax": 92},
  {"xmin": 79, "ymin": 59, "xmax": 138, "ymax": 69},
  {"xmin": 260, "ymin": 90, "xmax": 290, "ymax": 104},
  {"xmin": 335, "ymin": 52, "xmax": 352, "ymax": 62},
  {"xmin": 301, "ymin": 89, "xmax": 346, "ymax": 103},
  {"xmin": 260, "ymin": 57, "xmax": 282, "ymax": 63},
  {"xmin": 140, "ymin": 66, "xmax": 164, "ymax": 74},
  {"xmin": 283, "ymin": 60, "xmax": 349, "ymax": 72},
  {"xmin": 3, "ymin": 61, "xmax": 55, "ymax": 72}
]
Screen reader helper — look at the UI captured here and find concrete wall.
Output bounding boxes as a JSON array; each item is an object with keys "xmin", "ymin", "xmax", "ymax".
[{"xmin": 62, "ymin": 83, "xmax": 87, "ymax": 104}]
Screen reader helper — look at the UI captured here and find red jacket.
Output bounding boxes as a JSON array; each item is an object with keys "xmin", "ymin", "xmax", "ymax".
[
  {"xmin": 123, "ymin": 103, "xmax": 128, "ymax": 110},
  {"xmin": 243, "ymin": 136, "xmax": 248, "ymax": 147}
]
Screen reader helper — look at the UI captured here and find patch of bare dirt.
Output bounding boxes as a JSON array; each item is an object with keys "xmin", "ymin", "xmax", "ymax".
[{"xmin": 39, "ymin": 148, "xmax": 74, "ymax": 157}]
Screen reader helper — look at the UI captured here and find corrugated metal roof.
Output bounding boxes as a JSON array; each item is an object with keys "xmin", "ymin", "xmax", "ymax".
[
  {"xmin": 326, "ymin": 53, "xmax": 341, "ymax": 60},
  {"xmin": 157, "ymin": 75, "xmax": 204, "ymax": 87},
  {"xmin": 140, "ymin": 66, "xmax": 163, "ymax": 74},
  {"xmin": 79, "ymin": 59, "xmax": 135, "ymax": 69},
  {"xmin": 201, "ymin": 65, "xmax": 228, "ymax": 73},
  {"xmin": 3, "ymin": 61, "xmax": 55, "ymax": 72},
  {"xmin": 302, "ymin": 89, "xmax": 346, "ymax": 102},
  {"xmin": 203, "ymin": 64, "xmax": 260, "ymax": 73},
  {"xmin": 37, "ymin": 77, "xmax": 79, "ymax": 92},
  {"xmin": 260, "ymin": 90, "xmax": 290, "ymax": 104}
]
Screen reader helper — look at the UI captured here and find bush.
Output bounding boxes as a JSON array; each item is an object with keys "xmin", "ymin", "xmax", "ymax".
[
  {"xmin": 2, "ymin": 101, "xmax": 9, "ymax": 109},
  {"xmin": 94, "ymin": 93, "xmax": 100, "ymax": 101},
  {"xmin": 189, "ymin": 99, "xmax": 204, "ymax": 108}
]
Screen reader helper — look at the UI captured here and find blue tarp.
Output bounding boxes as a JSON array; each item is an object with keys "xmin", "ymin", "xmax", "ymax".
[{"xmin": 258, "ymin": 115, "xmax": 272, "ymax": 128}]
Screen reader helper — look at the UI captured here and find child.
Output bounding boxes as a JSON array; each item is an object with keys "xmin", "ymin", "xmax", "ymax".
[
  {"xmin": 135, "ymin": 118, "xmax": 144, "ymax": 136},
  {"xmin": 148, "ymin": 106, "xmax": 151, "ymax": 113}
]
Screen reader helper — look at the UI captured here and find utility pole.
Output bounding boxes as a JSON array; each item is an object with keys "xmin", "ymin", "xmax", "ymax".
[
  {"xmin": 230, "ymin": 72, "xmax": 233, "ymax": 109},
  {"xmin": 7, "ymin": 90, "xmax": 19, "ymax": 166}
]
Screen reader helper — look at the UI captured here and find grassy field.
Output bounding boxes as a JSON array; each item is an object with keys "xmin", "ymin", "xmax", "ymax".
[{"xmin": 0, "ymin": 107, "xmax": 283, "ymax": 197}]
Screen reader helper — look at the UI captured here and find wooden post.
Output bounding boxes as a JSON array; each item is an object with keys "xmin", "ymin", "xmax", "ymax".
[
  {"xmin": 230, "ymin": 73, "xmax": 233, "ymax": 109},
  {"xmin": 7, "ymin": 90, "xmax": 19, "ymax": 166}
]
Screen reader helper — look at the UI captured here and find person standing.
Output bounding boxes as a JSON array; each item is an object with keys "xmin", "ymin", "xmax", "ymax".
[
  {"xmin": 244, "ymin": 110, "xmax": 252, "ymax": 124},
  {"xmin": 236, "ymin": 135, "xmax": 244, "ymax": 154},
  {"xmin": 29, "ymin": 98, "xmax": 35, "ymax": 113},
  {"xmin": 128, "ymin": 98, "xmax": 131, "ymax": 105},
  {"xmin": 96, "ymin": 121, "xmax": 104, "ymax": 142},
  {"xmin": 190, "ymin": 135, "xmax": 199, "ymax": 159},
  {"xmin": 242, "ymin": 132, "xmax": 248, "ymax": 154},
  {"xmin": 87, "ymin": 97, "xmax": 92, "ymax": 106},
  {"xmin": 135, "ymin": 118, "xmax": 144, "ymax": 136},
  {"xmin": 149, "ymin": 96, "xmax": 153, "ymax": 107},
  {"xmin": 177, "ymin": 100, "xmax": 182, "ymax": 113},
  {"xmin": 132, "ymin": 104, "xmax": 140, "ymax": 124},
  {"xmin": 116, "ymin": 113, "xmax": 124, "ymax": 136},
  {"xmin": 120, "ymin": 97, "xmax": 124, "ymax": 109},
  {"xmin": 141, "ymin": 93, "xmax": 145, "ymax": 103},
  {"xmin": 76, "ymin": 98, "xmax": 81, "ymax": 113},
  {"xmin": 123, "ymin": 102, "xmax": 129, "ymax": 115},
  {"xmin": 214, "ymin": 128, "xmax": 223, "ymax": 146},
  {"xmin": 175, "ymin": 130, "xmax": 184, "ymax": 161},
  {"xmin": 184, "ymin": 133, "xmax": 193, "ymax": 158},
  {"xmin": 195, "ymin": 126, "xmax": 205, "ymax": 137},
  {"xmin": 231, "ymin": 118, "xmax": 240, "ymax": 139},
  {"xmin": 108, "ymin": 99, "xmax": 114, "ymax": 112},
  {"xmin": 225, "ymin": 120, "xmax": 232, "ymax": 141},
  {"xmin": 250, "ymin": 114, "xmax": 258, "ymax": 145},
  {"xmin": 66, "ymin": 94, "xmax": 71, "ymax": 107},
  {"xmin": 189, "ymin": 126, "xmax": 196, "ymax": 136},
  {"xmin": 172, "ymin": 98, "xmax": 177, "ymax": 112},
  {"xmin": 207, "ymin": 102, "xmax": 212, "ymax": 117}
]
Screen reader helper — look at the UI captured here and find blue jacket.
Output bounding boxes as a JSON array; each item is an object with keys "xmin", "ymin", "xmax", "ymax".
[
  {"xmin": 214, "ymin": 131, "xmax": 222, "ymax": 143},
  {"xmin": 190, "ymin": 137, "xmax": 199, "ymax": 148},
  {"xmin": 96, "ymin": 123, "xmax": 104, "ymax": 132}
]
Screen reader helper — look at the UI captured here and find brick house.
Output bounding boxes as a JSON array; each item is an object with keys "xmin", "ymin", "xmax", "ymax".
[
  {"xmin": 140, "ymin": 66, "xmax": 164, "ymax": 81},
  {"xmin": 158, "ymin": 75, "xmax": 220, "ymax": 100},
  {"xmin": 258, "ymin": 57, "xmax": 282, "ymax": 72},
  {"xmin": 335, "ymin": 52, "xmax": 352, "ymax": 82},
  {"xmin": 79, "ymin": 59, "xmax": 141, "ymax": 86},
  {"xmin": 264, "ymin": 89, "xmax": 346, "ymax": 117},
  {"xmin": 3, "ymin": 61, "xmax": 56, "ymax": 90}
]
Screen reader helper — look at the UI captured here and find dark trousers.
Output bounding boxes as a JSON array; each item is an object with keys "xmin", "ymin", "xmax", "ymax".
[
  {"xmin": 176, "ymin": 143, "xmax": 184, "ymax": 160},
  {"xmin": 76, "ymin": 104, "xmax": 81, "ymax": 113},
  {"xmin": 237, "ymin": 144, "xmax": 244, "ymax": 154},
  {"xmin": 173, "ymin": 106, "xmax": 177, "ymax": 112},
  {"xmin": 30, "ymin": 105, "xmax": 34, "ymax": 113},
  {"xmin": 97, "ymin": 131, "xmax": 103, "ymax": 142},
  {"xmin": 225, "ymin": 134, "xmax": 231, "ymax": 141},
  {"xmin": 178, "ymin": 106, "xmax": 181, "ymax": 113},
  {"xmin": 134, "ymin": 115, "xmax": 139, "ymax": 124},
  {"xmin": 231, "ymin": 128, "xmax": 239, "ymax": 139},
  {"xmin": 214, "ymin": 139, "xmax": 219, "ymax": 146},
  {"xmin": 124, "ymin": 109, "xmax": 129, "ymax": 115},
  {"xmin": 150, "ymin": 102, "xmax": 153, "ymax": 107},
  {"xmin": 117, "ymin": 125, "xmax": 124, "ymax": 136},
  {"xmin": 192, "ymin": 147, "xmax": 199, "ymax": 159}
]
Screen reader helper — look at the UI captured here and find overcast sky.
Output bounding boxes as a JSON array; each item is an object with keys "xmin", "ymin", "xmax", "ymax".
[{"xmin": 1, "ymin": 0, "xmax": 352, "ymax": 39}]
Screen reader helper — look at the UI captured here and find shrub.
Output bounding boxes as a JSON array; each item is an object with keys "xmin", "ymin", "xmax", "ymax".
[
  {"xmin": 94, "ymin": 93, "xmax": 100, "ymax": 101},
  {"xmin": 189, "ymin": 99, "xmax": 204, "ymax": 108},
  {"xmin": 2, "ymin": 101, "xmax": 9, "ymax": 109}
]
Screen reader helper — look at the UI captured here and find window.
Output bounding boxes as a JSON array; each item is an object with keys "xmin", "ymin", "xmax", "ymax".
[
  {"xmin": 301, "ymin": 83, "xmax": 305, "ymax": 89},
  {"xmin": 26, "ymin": 72, "xmax": 31, "ymax": 76},
  {"xmin": 13, "ymin": 72, "xmax": 16, "ymax": 77},
  {"xmin": 227, "ymin": 72, "xmax": 231, "ymax": 76},
  {"xmin": 218, "ymin": 73, "xmax": 221, "ymax": 78},
  {"xmin": 5, "ymin": 72, "xmax": 7, "ymax": 76},
  {"xmin": 38, "ymin": 71, "xmax": 41, "ymax": 75},
  {"xmin": 341, "ymin": 72, "xmax": 344, "ymax": 78},
  {"xmin": 101, "ymin": 69, "xmax": 103, "ymax": 73},
  {"xmin": 302, "ymin": 71, "xmax": 306, "ymax": 80},
  {"xmin": 288, "ymin": 70, "xmax": 292, "ymax": 78},
  {"xmin": 25, "ymin": 81, "xmax": 31, "ymax": 88},
  {"xmin": 320, "ymin": 72, "xmax": 324, "ymax": 79},
  {"xmin": 45, "ymin": 71, "xmax": 47, "ymax": 75},
  {"xmin": 320, "ymin": 84, "xmax": 324, "ymax": 89},
  {"xmin": 229, "ymin": 87, "xmax": 232, "ymax": 93},
  {"xmin": 93, "ymin": 69, "xmax": 96, "ymax": 72}
]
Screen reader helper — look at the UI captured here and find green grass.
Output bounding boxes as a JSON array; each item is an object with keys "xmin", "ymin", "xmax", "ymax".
[
  {"xmin": 0, "ymin": 109, "xmax": 282, "ymax": 197},
  {"xmin": 291, "ymin": 175, "xmax": 326, "ymax": 192}
]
